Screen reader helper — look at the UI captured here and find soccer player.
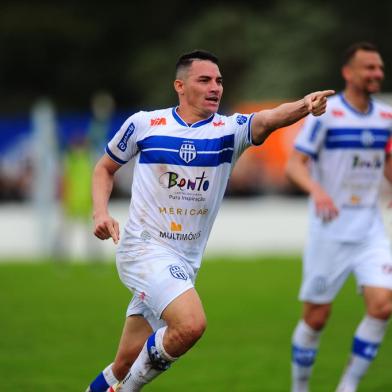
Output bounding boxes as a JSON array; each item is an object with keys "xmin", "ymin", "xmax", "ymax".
[
  {"xmin": 287, "ymin": 42, "xmax": 392, "ymax": 392},
  {"xmin": 86, "ymin": 49, "xmax": 333, "ymax": 392}
]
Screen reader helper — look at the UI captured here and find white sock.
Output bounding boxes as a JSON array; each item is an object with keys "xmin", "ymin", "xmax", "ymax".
[
  {"xmin": 88, "ymin": 363, "xmax": 119, "ymax": 392},
  {"xmin": 120, "ymin": 326, "xmax": 177, "ymax": 392},
  {"xmin": 291, "ymin": 320, "xmax": 321, "ymax": 392},
  {"xmin": 336, "ymin": 316, "xmax": 388, "ymax": 392}
]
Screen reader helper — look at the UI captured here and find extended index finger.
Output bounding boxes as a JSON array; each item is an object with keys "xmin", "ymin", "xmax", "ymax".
[
  {"xmin": 106, "ymin": 221, "xmax": 119, "ymax": 244},
  {"xmin": 319, "ymin": 89, "xmax": 335, "ymax": 98}
]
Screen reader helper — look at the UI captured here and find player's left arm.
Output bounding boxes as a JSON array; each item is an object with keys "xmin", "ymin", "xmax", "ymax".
[
  {"xmin": 384, "ymin": 139, "xmax": 392, "ymax": 183},
  {"xmin": 250, "ymin": 90, "xmax": 335, "ymax": 145}
]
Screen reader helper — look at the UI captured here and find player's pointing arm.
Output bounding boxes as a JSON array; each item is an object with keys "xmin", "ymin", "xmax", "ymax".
[{"xmin": 251, "ymin": 90, "xmax": 335, "ymax": 145}]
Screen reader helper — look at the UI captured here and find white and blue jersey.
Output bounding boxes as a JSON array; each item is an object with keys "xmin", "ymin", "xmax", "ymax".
[
  {"xmin": 106, "ymin": 107, "xmax": 254, "ymax": 269},
  {"xmin": 295, "ymin": 93, "xmax": 392, "ymax": 242}
]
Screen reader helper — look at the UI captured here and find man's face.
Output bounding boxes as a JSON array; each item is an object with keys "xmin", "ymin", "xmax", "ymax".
[
  {"xmin": 176, "ymin": 60, "xmax": 223, "ymax": 117},
  {"xmin": 344, "ymin": 49, "xmax": 384, "ymax": 94}
]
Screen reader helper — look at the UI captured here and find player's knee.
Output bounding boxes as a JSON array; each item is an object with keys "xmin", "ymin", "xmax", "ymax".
[
  {"xmin": 368, "ymin": 300, "xmax": 392, "ymax": 320},
  {"xmin": 172, "ymin": 317, "xmax": 207, "ymax": 347},
  {"xmin": 304, "ymin": 308, "xmax": 330, "ymax": 331}
]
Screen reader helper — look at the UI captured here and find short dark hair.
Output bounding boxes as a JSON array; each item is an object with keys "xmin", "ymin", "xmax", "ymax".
[
  {"xmin": 342, "ymin": 41, "xmax": 379, "ymax": 65},
  {"xmin": 176, "ymin": 50, "xmax": 219, "ymax": 77}
]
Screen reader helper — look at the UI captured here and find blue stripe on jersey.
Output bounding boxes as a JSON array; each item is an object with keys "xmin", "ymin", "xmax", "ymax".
[
  {"xmin": 137, "ymin": 134, "xmax": 234, "ymax": 151},
  {"xmin": 325, "ymin": 128, "xmax": 389, "ymax": 149},
  {"xmin": 105, "ymin": 146, "xmax": 128, "ymax": 164},
  {"xmin": 137, "ymin": 134, "xmax": 234, "ymax": 167},
  {"xmin": 172, "ymin": 107, "xmax": 214, "ymax": 128},
  {"xmin": 309, "ymin": 120, "xmax": 322, "ymax": 142},
  {"xmin": 295, "ymin": 145, "xmax": 318, "ymax": 160},
  {"xmin": 140, "ymin": 148, "xmax": 233, "ymax": 166}
]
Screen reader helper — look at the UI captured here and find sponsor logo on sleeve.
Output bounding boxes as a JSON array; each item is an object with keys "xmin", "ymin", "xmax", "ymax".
[
  {"xmin": 236, "ymin": 115, "xmax": 247, "ymax": 125},
  {"xmin": 117, "ymin": 123, "xmax": 135, "ymax": 151}
]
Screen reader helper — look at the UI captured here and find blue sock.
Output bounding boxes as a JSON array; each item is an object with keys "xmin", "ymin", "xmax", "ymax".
[{"xmin": 90, "ymin": 372, "xmax": 110, "ymax": 392}]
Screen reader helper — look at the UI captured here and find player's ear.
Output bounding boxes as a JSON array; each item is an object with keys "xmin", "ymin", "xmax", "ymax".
[
  {"xmin": 342, "ymin": 65, "xmax": 351, "ymax": 82},
  {"xmin": 174, "ymin": 79, "xmax": 185, "ymax": 95}
]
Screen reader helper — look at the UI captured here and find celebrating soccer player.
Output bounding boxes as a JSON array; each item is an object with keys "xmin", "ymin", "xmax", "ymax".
[
  {"xmin": 287, "ymin": 42, "xmax": 392, "ymax": 392},
  {"xmin": 86, "ymin": 49, "xmax": 333, "ymax": 391}
]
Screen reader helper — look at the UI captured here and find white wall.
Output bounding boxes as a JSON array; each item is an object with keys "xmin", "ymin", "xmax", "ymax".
[{"xmin": 1, "ymin": 196, "xmax": 392, "ymax": 261}]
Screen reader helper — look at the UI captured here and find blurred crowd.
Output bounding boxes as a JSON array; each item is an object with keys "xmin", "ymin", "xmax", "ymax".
[{"xmin": 0, "ymin": 97, "xmax": 305, "ymax": 207}]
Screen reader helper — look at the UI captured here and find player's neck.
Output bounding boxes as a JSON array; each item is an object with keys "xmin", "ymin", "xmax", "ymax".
[
  {"xmin": 343, "ymin": 89, "xmax": 371, "ymax": 113},
  {"xmin": 176, "ymin": 106, "xmax": 213, "ymax": 125}
]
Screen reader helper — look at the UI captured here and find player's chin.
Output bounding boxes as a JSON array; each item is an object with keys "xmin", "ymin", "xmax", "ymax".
[
  {"xmin": 205, "ymin": 100, "xmax": 220, "ymax": 113},
  {"xmin": 366, "ymin": 82, "xmax": 382, "ymax": 94}
]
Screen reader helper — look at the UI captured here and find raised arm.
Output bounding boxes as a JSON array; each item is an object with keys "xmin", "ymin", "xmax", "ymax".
[
  {"xmin": 286, "ymin": 149, "xmax": 338, "ymax": 222},
  {"xmin": 251, "ymin": 90, "xmax": 335, "ymax": 145},
  {"xmin": 92, "ymin": 154, "xmax": 122, "ymax": 244}
]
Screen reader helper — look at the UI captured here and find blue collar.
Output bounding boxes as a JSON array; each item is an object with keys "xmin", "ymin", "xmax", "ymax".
[
  {"xmin": 339, "ymin": 93, "xmax": 373, "ymax": 116},
  {"xmin": 172, "ymin": 107, "xmax": 215, "ymax": 128}
]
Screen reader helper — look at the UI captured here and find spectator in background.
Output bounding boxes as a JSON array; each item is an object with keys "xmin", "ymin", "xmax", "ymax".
[
  {"xmin": 56, "ymin": 134, "xmax": 95, "ymax": 260},
  {"xmin": 287, "ymin": 42, "xmax": 392, "ymax": 392},
  {"xmin": 85, "ymin": 49, "xmax": 333, "ymax": 392},
  {"xmin": 88, "ymin": 91, "xmax": 115, "ymax": 162}
]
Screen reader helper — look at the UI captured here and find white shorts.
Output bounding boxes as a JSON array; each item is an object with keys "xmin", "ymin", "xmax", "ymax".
[
  {"xmin": 300, "ymin": 233, "xmax": 392, "ymax": 304},
  {"xmin": 116, "ymin": 245, "xmax": 196, "ymax": 331}
]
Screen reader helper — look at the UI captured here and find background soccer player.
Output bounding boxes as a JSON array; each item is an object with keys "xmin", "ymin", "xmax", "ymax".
[
  {"xmin": 287, "ymin": 42, "xmax": 392, "ymax": 392},
  {"xmin": 86, "ymin": 49, "xmax": 333, "ymax": 392}
]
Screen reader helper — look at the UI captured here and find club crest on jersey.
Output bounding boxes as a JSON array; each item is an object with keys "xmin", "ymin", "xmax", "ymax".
[
  {"xmin": 179, "ymin": 142, "xmax": 197, "ymax": 163},
  {"xmin": 169, "ymin": 265, "xmax": 188, "ymax": 280},
  {"xmin": 361, "ymin": 130, "xmax": 375, "ymax": 146}
]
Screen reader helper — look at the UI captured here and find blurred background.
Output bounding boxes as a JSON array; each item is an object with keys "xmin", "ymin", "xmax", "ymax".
[
  {"xmin": 1, "ymin": 0, "xmax": 392, "ymax": 260},
  {"xmin": 2, "ymin": 2, "xmax": 392, "ymax": 391}
]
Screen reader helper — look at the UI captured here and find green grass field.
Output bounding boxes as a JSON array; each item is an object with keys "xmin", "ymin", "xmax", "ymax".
[{"xmin": 1, "ymin": 256, "xmax": 391, "ymax": 391}]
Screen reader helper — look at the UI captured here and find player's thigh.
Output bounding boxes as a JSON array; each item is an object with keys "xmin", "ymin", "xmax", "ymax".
[
  {"xmin": 117, "ymin": 249, "xmax": 195, "ymax": 321},
  {"xmin": 354, "ymin": 236, "xmax": 392, "ymax": 292},
  {"xmin": 161, "ymin": 287, "xmax": 206, "ymax": 328},
  {"xmin": 300, "ymin": 236, "xmax": 353, "ymax": 303}
]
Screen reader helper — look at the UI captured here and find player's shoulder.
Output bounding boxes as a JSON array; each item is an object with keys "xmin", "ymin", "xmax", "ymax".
[
  {"xmin": 325, "ymin": 93, "xmax": 344, "ymax": 112},
  {"xmin": 120, "ymin": 108, "xmax": 173, "ymax": 132},
  {"xmin": 372, "ymin": 96, "xmax": 392, "ymax": 117},
  {"xmin": 217, "ymin": 112, "xmax": 252, "ymax": 126},
  {"xmin": 131, "ymin": 107, "xmax": 172, "ymax": 124}
]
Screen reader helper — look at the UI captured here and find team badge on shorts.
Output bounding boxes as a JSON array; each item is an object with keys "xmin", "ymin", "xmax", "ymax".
[
  {"xmin": 312, "ymin": 276, "xmax": 327, "ymax": 294},
  {"xmin": 169, "ymin": 265, "xmax": 188, "ymax": 280}
]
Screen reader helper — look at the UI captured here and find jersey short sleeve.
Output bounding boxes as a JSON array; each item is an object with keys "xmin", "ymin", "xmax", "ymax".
[
  {"xmin": 294, "ymin": 113, "xmax": 327, "ymax": 159},
  {"xmin": 225, "ymin": 112, "xmax": 255, "ymax": 162},
  {"xmin": 106, "ymin": 112, "xmax": 144, "ymax": 165}
]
